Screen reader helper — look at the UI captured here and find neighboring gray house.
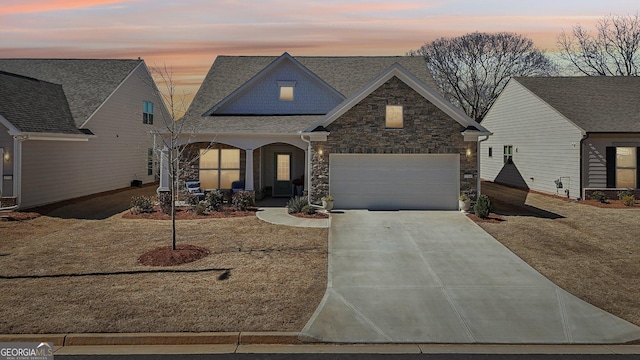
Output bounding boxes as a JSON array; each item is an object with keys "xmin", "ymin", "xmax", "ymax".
[
  {"xmin": 161, "ymin": 53, "xmax": 490, "ymax": 210},
  {"xmin": 480, "ymin": 77, "xmax": 640, "ymax": 199},
  {"xmin": 0, "ymin": 59, "xmax": 166, "ymax": 209}
]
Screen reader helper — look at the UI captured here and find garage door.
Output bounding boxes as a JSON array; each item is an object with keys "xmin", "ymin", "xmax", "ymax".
[{"xmin": 329, "ymin": 154, "xmax": 460, "ymax": 210}]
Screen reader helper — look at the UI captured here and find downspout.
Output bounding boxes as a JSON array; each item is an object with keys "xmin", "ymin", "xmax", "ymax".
[
  {"xmin": 300, "ymin": 134, "xmax": 312, "ymax": 204},
  {"xmin": 12, "ymin": 135, "xmax": 26, "ymax": 210},
  {"xmin": 477, "ymin": 135, "xmax": 490, "ymax": 197}
]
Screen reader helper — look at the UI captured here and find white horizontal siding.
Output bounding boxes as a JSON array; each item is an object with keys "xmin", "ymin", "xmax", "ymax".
[
  {"xmin": 480, "ymin": 81, "xmax": 583, "ymax": 199},
  {"xmin": 20, "ymin": 65, "xmax": 166, "ymax": 208}
]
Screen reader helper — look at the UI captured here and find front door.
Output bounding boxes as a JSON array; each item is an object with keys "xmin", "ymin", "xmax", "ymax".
[{"xmin": 274, "ymin": 152, "xmax": 292, "ymax": 197}]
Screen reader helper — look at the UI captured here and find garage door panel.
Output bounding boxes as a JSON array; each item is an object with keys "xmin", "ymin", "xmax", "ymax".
[{"xmin": 329, "ymin": 154, "xmax": 459, "ymax": 210}]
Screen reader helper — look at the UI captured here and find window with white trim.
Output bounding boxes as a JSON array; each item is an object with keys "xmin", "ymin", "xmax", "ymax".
[
  {"xmin": 616, "ymin": 147, "xmax": 637, "ymax": 188},
  {"xmin": 143, "ymin": 101, "xmax": 154, "ymax": 124},
  {"xmin": 199, "ymin": 147, "xmax": 241, "ymax": 189},
  {"xmin": 277, "ymin": 81, "xmax": 296, "ymax": 101},
  {"xmin": 385, "ymin": 105, "xmax": 403, "ymax": 129},
  {"xmin": 503, "ymin": 145, "xmax": 513, "ymax": 164}
]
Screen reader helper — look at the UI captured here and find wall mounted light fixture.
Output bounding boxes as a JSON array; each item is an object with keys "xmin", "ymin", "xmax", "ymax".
[
  {"xmin": 465, "ymin": 148, "xmax": 472, "ymax": 157},
  {"xmin": 2, "ymin": 150, "xmax": 8, "ymax": 162},
  {"xmin": 318, "ymin": 148, "xmax": 324, "ymax": 156}
]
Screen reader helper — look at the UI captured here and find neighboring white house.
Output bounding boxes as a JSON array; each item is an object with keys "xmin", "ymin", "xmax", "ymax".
[
  {"xmin": 0, "ymin": 59, "xmax": 166, "ymax": 209},
  {"xmin": 480, "ymin": 77, "xmax": 640, "ymax": 200}
]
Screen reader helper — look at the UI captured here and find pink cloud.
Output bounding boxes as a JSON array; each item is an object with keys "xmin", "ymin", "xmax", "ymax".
[{"xmin": 0, "ymin": 0, "xmax": 134, "ymax": 15}]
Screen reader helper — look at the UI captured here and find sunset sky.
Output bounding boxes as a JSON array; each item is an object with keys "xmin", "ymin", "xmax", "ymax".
[{"xmin": 2, "ymin": 0, "xmax": 639, "ymax": 100}]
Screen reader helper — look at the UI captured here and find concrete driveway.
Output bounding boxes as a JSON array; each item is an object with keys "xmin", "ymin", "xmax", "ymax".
[{"xmin": 300, "ymin": 210, "xmax": 640, "ymax": 343}]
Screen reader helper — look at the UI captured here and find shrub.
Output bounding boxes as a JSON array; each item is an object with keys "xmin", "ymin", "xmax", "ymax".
[
  {"xmin": 622, "ymin": 195, "xmax": 635, "ymax": 207},
  {"xmin": 205, "ymin": 189, "xmax": 225, "ymax": 212},
  {"xmin": 158, "ymin": 191, "xmax": 173, "ymax": 215},
  {"xmin": 286, "ymin": 196, "xmax": 308, "ymax": 214},
  {"xmin": 617, "ymin": 190, "xmax": 635, "ymax": 200},
  {"xmin": 590, "ymin": 190, "xmax": 608, "ymax": 203},
  {"xmin": 301, "ymin": 204, "xmax": 317, "ymax": 215},
  {"xmin": 232, "ymin": 191, "xmax": 254, "ymax": 211},
  {"xmin": 474, "ymin": 194, "xmax": 492, "ymax": 219},
  {"xmin": 194, "ymin": 201, "xmax": 207, "ymax": 215},
  {"xmin": 322, "ymin": 195, "xmax": 334, "ymax": 202},
  {"xmin": 130, "ymin": 195, "xmax": 154, "ymax": 213},
  {"xmin": 186, "ymin": 193, "xmax": 200, "ymax": 207}
]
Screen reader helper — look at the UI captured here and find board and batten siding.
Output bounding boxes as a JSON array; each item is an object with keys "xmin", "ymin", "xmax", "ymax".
[
  {"xmin": 480, "ymin": 80, "xmax": 584, "ymax": 199},
  {"xmin": 19, "ymin": 64, "xmax": 165, "ymax": 208}
]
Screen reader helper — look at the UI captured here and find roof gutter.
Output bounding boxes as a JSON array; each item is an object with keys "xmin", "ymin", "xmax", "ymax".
[{"xmin": 7, "ymin": 132, "xmax": 94, "ymax": 141}]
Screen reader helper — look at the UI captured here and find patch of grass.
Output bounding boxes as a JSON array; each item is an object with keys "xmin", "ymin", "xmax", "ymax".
[
  {"xmin": 0, "ymin": 215, "xmax": 327, "ymax": 333},
  {"xmin": 478, "ymin": 182, "xmax": 640, "ymax": 327}
]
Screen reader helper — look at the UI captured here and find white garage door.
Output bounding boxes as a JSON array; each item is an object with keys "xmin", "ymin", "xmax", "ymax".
[{"xmin": 329, "ymin": 154, "xmax": 460, "ymax": 210}]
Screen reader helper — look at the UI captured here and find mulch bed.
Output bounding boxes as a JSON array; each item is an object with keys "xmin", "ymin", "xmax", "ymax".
[
  {"xmin": 291, "ymin": 212, "xmax": 330, "ymax": 219},
  {"xmin": 138, "ymin": 244, "xmax": 211, "ymax": 266},
  {"xmin": 122, "ymin": 205, "xmax": 257, "ymax": 220},
  {"xmin": 579, "ymin": 199, "xmax": 638, "ymax": 208}
]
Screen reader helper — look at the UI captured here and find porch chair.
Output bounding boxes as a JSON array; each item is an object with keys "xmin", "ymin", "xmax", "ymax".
[
  {"xmin": 185, "ymin": 180, "xmax": 205, "ymax": 200},
  {"xmin": 231, "ymin": 180, "xmax": 245, "ymax": 194}
]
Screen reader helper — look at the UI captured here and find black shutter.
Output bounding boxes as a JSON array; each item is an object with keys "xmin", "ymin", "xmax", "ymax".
[
  {"xmin": 606, "ymin": 147, "xmax": 616, "ymax": 188},
  {"xmin": 637, "ymin": 147, "xmax": 640, "ymax": 188}
]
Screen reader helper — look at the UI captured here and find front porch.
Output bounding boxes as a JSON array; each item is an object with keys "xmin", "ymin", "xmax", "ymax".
[{"xmin": 163, "ymin": 139, "xmax": 308, "ymax": 201}]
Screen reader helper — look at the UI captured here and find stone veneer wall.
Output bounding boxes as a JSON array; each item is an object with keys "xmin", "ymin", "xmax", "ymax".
[{"xmin": 310, "ymin": 76, "xmax": 477, "ymax": 203}]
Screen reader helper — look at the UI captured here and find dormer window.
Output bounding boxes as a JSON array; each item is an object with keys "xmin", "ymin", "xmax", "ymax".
[{"xmin": 278, "ymin": 81, "xmax": 296, "ymax": 101}]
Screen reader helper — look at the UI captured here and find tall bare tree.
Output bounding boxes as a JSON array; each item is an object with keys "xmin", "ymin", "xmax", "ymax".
[
  {"xmin": 149, "ymin": 64, "xmax": 213, "ymax": 250},
  {"xmin": 558, "ymin": 13, "xmax": 640, "ymax": 76},
  {"xmin": 409, "ymin": 32, "xmax": 556, "ymax": 121}
]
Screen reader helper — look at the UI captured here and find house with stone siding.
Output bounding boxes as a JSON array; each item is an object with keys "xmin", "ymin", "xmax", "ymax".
[{"xmin": 161, "ymin": 52, "xmax": 490, "ymax": 210}]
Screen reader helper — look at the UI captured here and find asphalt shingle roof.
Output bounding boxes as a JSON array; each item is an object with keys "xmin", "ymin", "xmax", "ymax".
[
  {"xmin": 0, "ymin": 59, "xmax": 141, "ymax": 127},
  {"xmin": 0, "ymin": 71, "xmax": 80, "ymax": 134},
  {"xmin": 515, "ymin": 76, "xmax": 640, "ymax": 133},
  {"xmin": 183, "ymin": 55, "xmax": 437, "ymax": 134}
]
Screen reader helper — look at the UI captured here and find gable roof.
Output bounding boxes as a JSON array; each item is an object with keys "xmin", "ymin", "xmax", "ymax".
[
  {"xmin": 0, "ymin": 59, "xmax": 142, "ymax": 128},
  {"xmin": 310, "ymin": 63, "xmax": 489, "ymax": 133},
  {"xmin": 203, "ymin": 52, "xmax": 345, "ymax": 116},
  {"xmin": 182, "ymin": 54, "xmax": 439, "ymax": 134},
  {"xmin": 0, "ymin": 71, "xmax": 82, "ymax": 135},
  {"xmin": 514, "ymin": 76, "xmax": 640, "ymax": 133}
]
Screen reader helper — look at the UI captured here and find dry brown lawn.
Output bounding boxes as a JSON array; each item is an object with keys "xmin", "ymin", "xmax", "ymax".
[
  {"xmin": 0, "ymin": 212, "xmax": 327, "ymax": 334},
  {"xmin": 478, "ymin": 182, "xmax": 640, "ymax": 327}
]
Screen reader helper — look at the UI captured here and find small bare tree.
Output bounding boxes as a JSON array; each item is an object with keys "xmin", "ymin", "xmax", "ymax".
[
  {"xmin": 558, "ymin": 14, "xmax": 640, "ymax": 76},
  {"xmin": 409, "ymin": 32, "xmax": 556, "ymax": 121},
  {"xmin": 149, "ymin": 64, "xmax": 213, "ymax": 250}
]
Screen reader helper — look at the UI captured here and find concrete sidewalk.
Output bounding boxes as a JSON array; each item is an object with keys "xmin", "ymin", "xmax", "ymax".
[
  {"xmin": 2, "ymin": 333, "xmax": 639, "ymax": 355},
  {"xmin": 256, "ymin": 207, "xmax": 330, "ymax": 228},
  {"xmin": 300, "ymin": 210, "xmax": 640, "ymax": 344}
]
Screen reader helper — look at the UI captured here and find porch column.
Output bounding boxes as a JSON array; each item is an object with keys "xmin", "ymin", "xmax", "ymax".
[
  {"xmin": 159, "ymin": 146, "xmax": 170, "ymax": 192},
  {"xmin": 245, "ymin": 148, "xmax": 254, "ymax": 191}
]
